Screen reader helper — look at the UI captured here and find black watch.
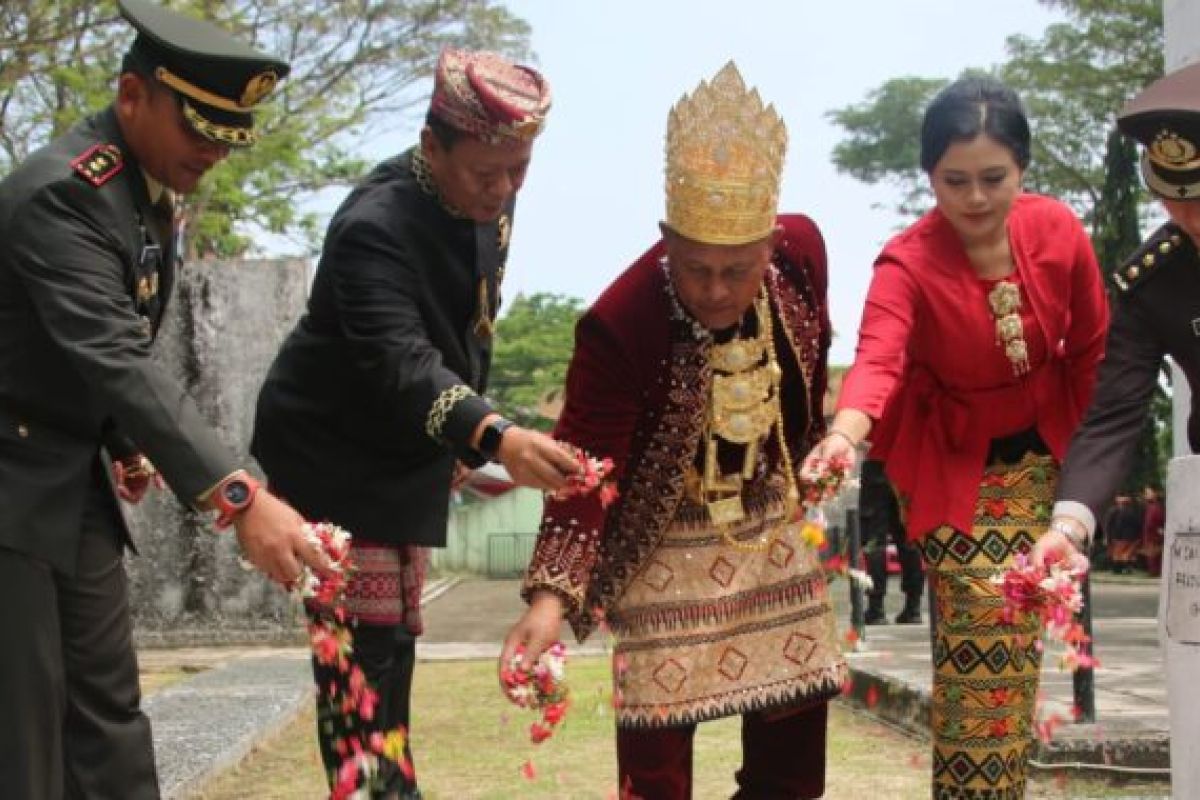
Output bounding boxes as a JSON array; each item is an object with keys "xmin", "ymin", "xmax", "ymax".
[{"xmin": 478, "ymin": 417, "xmax": 516, "ymax": 462}]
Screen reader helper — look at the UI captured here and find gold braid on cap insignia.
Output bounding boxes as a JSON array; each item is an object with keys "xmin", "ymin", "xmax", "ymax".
[
  {"xmin": 182, "ymin": 103, "xmax": 258, "ymax": 147},
  {"xmin": 665, "ymin": 62, "xmax": 787, "ymax": 246}
]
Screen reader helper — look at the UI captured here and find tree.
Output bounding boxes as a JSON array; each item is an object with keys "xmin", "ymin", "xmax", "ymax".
[
  {"xmin": 828, "ymin": 76, "xmax": 947, "ymax": 217},
  {"xmin": 489, "ymin": 293, "xmax": 586, "ymax": 431},
  {"xmin": 0, "ymin": 0, "xmax": 531, "ymax": 257},
  {"xmin": 827, "ymin": 0, "xmax": 1161, "ymax": 230},
  {"xmin": 1001, "ymin": 0, "xmax": 1162, "ymax": 220}
]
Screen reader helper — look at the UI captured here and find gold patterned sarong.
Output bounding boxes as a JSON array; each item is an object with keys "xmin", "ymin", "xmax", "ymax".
[
  {"xmin": 924, "ymin": 453, "xmax": 1056, "ymax": 800},
  {"xmin": 608, "ymin": 482, "xmax": 845, "ymax": 729}
]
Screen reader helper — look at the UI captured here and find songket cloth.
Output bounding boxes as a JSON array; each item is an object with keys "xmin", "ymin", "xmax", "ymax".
[
  {"xmin": 306, "ymin": 540, "xmax": 428, "ymax": 632},
  {"xmin": 609, "ymin": 478, "xmax": 844, "ymax": 729},
  {"xmin": 924, "ymin": 453, "xmax": 1055, "ymax": 800}
]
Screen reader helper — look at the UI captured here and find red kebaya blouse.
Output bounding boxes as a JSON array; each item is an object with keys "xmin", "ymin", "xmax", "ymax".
[{"xmin": 837, "ymin": 193, "xmax": 1108, "ymax": 539}]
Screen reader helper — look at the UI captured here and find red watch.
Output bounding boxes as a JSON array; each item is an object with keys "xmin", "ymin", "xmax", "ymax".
[{"xmin": 211, "ymin": 471, "xmax": 261, "ymax": 530}]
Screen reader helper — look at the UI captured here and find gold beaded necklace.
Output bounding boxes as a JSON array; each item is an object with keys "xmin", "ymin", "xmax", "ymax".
[{"xmin": 701, "ymin": 287, "xmax": 800, "ymax": 551}]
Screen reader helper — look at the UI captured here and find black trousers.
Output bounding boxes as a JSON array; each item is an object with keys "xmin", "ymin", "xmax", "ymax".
[
  {"xmin": 310, "ymin": 617, "xmax": 419, "ymax": 799},
  {"xmin": 0, "ymin": 476, "xmax": 158, "ymax": 800},
  {"xmin": 860, "ymin": 460, "xmax": 924, "ymax": 602}
]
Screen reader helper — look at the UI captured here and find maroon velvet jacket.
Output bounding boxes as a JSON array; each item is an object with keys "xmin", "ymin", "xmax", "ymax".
[{"xmin": 523, "ymin": 215, "xmax": 830, "ymax": 640}]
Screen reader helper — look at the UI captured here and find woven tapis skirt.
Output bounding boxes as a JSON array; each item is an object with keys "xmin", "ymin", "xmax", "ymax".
[{"xmin": 923, "ymin": 453, "xmax": 1056, "ymax": 800}]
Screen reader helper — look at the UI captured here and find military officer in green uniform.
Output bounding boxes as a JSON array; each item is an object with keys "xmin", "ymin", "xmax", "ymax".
[
  {"xmin": 0, "ymin": 2, "xmax": 331, "ymax": 797},
  {"xmin": 251, "ymin": 49, "xmax": 575, "ymax": 798},
  {"xmin": 1034, "ymin": 61, "xmax": 1200, "ymax": 561}
]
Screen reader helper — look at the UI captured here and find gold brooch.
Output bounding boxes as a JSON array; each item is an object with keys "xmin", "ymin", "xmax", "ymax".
[{"xmin": 987, "ymin": 280, "xmax": 1029, "ymax": 376}]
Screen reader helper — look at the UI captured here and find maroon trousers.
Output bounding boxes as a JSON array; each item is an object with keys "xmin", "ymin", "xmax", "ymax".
[{"xmin": 616, "ymin": 702, "xmax": 828, "ymax": 800}]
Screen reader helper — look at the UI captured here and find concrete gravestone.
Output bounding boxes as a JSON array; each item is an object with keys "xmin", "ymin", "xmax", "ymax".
[{"xmin": 124, "ymin": 257, "xmax": 310, "ymax": 646}]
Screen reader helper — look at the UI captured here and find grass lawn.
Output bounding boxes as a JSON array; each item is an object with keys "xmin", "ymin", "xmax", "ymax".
[{"xmin": 193, "ymin": 656, "xmax": 1169, "ymax": 799}]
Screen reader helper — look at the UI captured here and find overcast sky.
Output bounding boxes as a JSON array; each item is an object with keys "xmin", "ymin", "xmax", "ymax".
[{"xmin": 302, "ymin": 0, "xmax": 1068, "ymax": 364}]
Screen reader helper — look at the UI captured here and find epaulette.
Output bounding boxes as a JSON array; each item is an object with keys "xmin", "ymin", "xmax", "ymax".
[
  {"xmin": 70, "ymin": 143, "xmax": 124, "ymax": 188},
  {"xmin": 1113, "ymin": 224, "xmax": 1185, "ymax": 293}
]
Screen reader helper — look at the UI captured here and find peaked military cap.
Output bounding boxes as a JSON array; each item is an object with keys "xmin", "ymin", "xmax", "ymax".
[
  {"xmin": 1119, "ymin": 60, "xmax": 1200, "ymax": 201},
  {"xmin": 118, "ymin": 0, "xmax": 289, "ymax": 148}
]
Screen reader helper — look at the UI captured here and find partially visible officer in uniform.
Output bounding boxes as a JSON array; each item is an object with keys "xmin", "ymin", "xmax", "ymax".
[
  {"xmin": 252, "ymin": 49, "xmax": 577, "ymax": 798},
  {"xmin": 0, "ymin": 1, "xmax": 332, "ymax": 797},
  {"xmin": 1034, "ymin": 60, "xmax": 1200, "ymax": 563},
  {"xmin": 860, "ymin": 458, "xmax": 925, "ymax": 625}
]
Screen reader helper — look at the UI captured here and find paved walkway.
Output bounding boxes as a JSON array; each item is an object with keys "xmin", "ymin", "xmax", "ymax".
[
  {"xmin": 146, "ymin": 574, "xmax": 1171, "ymax": 797},
  {"xmin": 839, "ymin": 578, "xmax": 1170, "ymax": 772}
]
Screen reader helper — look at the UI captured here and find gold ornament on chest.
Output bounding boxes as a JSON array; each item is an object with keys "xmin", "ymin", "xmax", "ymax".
[
  {"xmin": 986, "ymin": 279, "xmax": 1030, "ymax": 377},
  {"xmin": 697, "ymin": 289, "xmax": 800, "ymax": 548}
]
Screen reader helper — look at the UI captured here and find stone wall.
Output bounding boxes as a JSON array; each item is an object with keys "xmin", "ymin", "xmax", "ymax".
[{"xmin": 127, "ymin": 257, "xmax": 310, "ymax": 646}]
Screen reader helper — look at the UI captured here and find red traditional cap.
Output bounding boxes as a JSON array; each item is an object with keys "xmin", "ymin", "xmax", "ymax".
[{"xmin": 429, "ymin": 48, "xmax": 551, "ymax": 143}]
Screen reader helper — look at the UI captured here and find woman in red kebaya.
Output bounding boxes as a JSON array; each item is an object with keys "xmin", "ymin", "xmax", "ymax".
[{"xmin": 803, "ymin": 76, "xmax": 1108, "ymax": 799}]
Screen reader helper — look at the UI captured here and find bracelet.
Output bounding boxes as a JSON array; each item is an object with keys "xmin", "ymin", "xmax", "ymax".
[
  {"xmin": 826, "ymin": 428, "xmax": 856, "ymax": 448},
  {"xmin": 1049, "ymin": 517, "xmax": 1088, "ymax": 549}
]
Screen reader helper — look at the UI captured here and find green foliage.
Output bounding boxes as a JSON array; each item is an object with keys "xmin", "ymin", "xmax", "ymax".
[
  {"xmin": 1000, "ymin": 0, "xmax": 1162, "ymax": 221},
  {"xmin": 0, "ymin": 0, "xmax": 531, "ymax": 257},
  {"xmin": 489, "ymin": 293, "xmax": 586, "ymax": 431},
  {"xmin": 826, "ymin": 0, "xmax": 1162, "ymax": 226},
  {"xmin": 827, "ymin": 77, "xmax": 948, "ymax": 216},
  {"xmin": 1092, "ymin": 127, "xmax": 1142, "ymax": 273}
]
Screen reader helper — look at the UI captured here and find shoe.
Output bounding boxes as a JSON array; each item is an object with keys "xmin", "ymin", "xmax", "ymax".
[
  {"xmin": 895, "ymin": 594, "xmax": 923, "ymax": 624},
  {"xmin": 864, "ymin": 606, "xmax": 889, "ymax": 625}
]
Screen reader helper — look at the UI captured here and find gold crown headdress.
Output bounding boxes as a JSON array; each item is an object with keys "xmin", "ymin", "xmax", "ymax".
[{"xmin": 665, "ymin": 62, "xmax": 787, "ymax": 246}]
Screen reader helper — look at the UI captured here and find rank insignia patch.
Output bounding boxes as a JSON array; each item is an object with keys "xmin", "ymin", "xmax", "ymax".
[{"xmin": 71, "ymin": 144, "xmax": 124, "ymax": 187}]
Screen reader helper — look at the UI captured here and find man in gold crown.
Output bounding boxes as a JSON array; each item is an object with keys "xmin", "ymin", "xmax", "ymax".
[{"xmin": 502, "ymin": 63, "xmax": 845, "ymax": 798}]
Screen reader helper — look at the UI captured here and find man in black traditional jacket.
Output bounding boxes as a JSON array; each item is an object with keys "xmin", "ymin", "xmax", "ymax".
[
  {"xmin": 252, "ymin": 48, "xmax": 574, "ymax": 798},
  {"xmin": 0, "ymin": 2, "xmax": 331, "ymax": 797}
]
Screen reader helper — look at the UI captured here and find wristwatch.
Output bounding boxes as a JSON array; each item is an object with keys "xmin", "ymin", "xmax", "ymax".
[
  {"xmin": 478, "ymin": 417, "xmax": 516, "ymax": 463},
  {"xmin": 211, "ymin": 471, "xmax": 262, "ymax": 530}
]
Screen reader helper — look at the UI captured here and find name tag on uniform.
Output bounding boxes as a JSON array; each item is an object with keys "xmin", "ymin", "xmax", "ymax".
[{"xmin": 1191, "ymin": 318, "xmax": 1200, "ymax": 337}]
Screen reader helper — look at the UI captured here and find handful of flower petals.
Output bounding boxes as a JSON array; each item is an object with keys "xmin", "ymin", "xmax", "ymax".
[
  {"xmin": 298, "ymin": 522, "xmax": 415, "ymax": 799},
  {"xmin": 992, "ymin": 552, "xmax": 1098, "ymax": 673},
  {"xmin": 547, "ymin": 443, "xmax": 619, "ymax": 508},
  {"xmin": 500, "ymin": 641, "xmax": 571, "ymax": 745},
  {"xmin": 798, "ymin": 453, "xmax": 854, "ymax": 509},
  {"xmin": 796, "ymin": 454, "xmax": 870, "ymax": 588}
]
